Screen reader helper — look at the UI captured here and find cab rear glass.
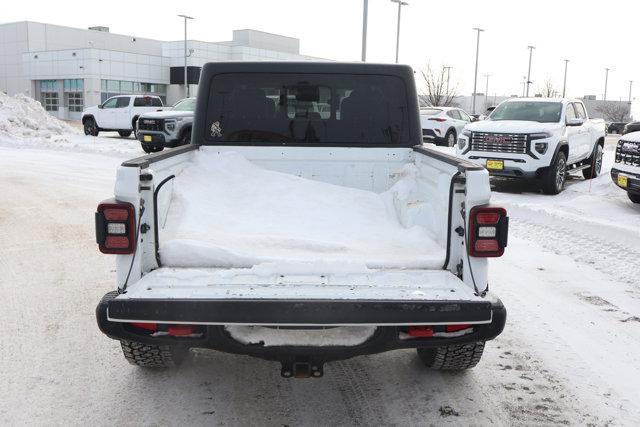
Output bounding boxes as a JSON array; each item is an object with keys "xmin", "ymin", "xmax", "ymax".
[{"xmin": 204, "ymin": 73, "xmax": 410, "ymax": 145}]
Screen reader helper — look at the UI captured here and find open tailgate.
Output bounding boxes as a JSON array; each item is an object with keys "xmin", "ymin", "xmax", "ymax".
[{"xmin": 108, "ymin": 268, "xmax": 495, "ymax": 326}]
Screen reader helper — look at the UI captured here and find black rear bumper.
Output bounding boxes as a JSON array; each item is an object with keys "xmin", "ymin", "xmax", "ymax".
[
  {"xmin": 96, "ymin": 292, "xmax": 507, "ymax": 362},
  {"xmin": 611, "ymin": 167, "xmax": 640, "ymax": 194}
]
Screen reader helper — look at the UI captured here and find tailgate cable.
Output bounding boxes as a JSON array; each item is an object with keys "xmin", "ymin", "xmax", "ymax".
[
  {"xmin": 120, "ymin": 203, "xmax": 145, "ymax": 293},
  {"xmin": 461, "ymin": 202, "xmax": 486, "ymax": 297}
]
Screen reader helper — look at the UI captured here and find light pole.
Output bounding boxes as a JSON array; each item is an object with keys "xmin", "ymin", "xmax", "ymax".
[
  {"xmin": 604, "ymin": 67, "xmax": 611, "ymax": 102},
  {"xmin": 521, "ymin": 76, "xmax": 526, "ymax": 97},
  {"xmin": 443, "ymin": 66, "xmax": 452, "ymax": 93},
  {"xmin": 390, "ymin": 0, "xmax": 408, "ymax": 63},
  {"xmin": 525, "ymin": 45, "xmax": 535, "ymax": 97},
  {"xmin": 471, "ymin": 27, "xmax": 484, "ymax": 115},
  {"xmin": 484, "ymin": 74, "xmax": 491, "ymax": 109},
  {"xmin": 178, "ymin": 14, "xmax": 194, "ymax": 97},
  {"xmin": 629, "ymin": 80, "xmax": 633, "ymax": 104},
  {"xmin": 361, "ymin": 0, "xmax": 368, "ymax": 61},
  {"xmin": 562, "ymin": 59, "xmax": 569, "ymax": 97}
]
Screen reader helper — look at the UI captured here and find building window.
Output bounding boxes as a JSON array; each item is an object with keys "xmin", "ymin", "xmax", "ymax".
[
  {"xmin": 64, "ymin": 79, "xmax": 84, "ymax": 112},
  {"xmin": 100, "ymin": 79, "xmax": 167, "ymax": 104},
  {"xmin": 43, "ymin": 92, "xmax": 59, "ymax": 111}
]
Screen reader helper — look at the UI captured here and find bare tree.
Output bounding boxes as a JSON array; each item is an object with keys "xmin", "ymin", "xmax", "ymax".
[
  {"xmin": 418, "ymin": 64, "xmax": 458, "ymax": 107},
  {"xmin": 596, "ymin": 102, "xmax": 631, "ymax": 122},
  {"xmin": 538, "ymin": 78, "xmax": 559, "ymax": 98}
]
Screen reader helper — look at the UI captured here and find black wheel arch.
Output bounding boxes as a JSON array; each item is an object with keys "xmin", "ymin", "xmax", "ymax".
[
  {"xmin": 82, "ymin": 115, "xmax": 95, "ymax": 124},
  {"xmin": 178, "ymin": 124, "xmax": 193, "ymax": 141}
]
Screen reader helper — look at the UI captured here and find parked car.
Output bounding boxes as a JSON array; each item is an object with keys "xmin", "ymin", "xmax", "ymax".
[
  {"xmin": 94, "ymin": 61, "xmax": 509, "ymax": 377},
  {"xmin": 137, "ymin": 97, "xmax": 196, "ymax": 153},
  {"xmin": 622, "ymin": 121, "xmax": 640, "ymax": 135},
  {"xmin": 420, "ymin": 106, "xmax": 473, "ymax": 146},
  {"xmin": 82, "ymin": 95, "xmax": 164, "ymax": 138},
  {"xmin": 607, "ymin": 122, "xmax": 628, "ymax": 134},
  {"xmin": 456, "ymin": 98, "xmax": 606, "ymax": 194},
  {"xmin": 610, "ymin": 131, "xmax": 640, "ymax": 203}
]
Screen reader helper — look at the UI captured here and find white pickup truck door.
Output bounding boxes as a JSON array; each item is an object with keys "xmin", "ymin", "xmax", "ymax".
[
  {"xmin": 565, "ymin": 103, "xmax": 589, "ymax": 163},
  {"xmin": 98, "ymin": 97, "xmax": 118, "ymax": 128},
  {"xmin": 114, "ymin": 97, "xmax": 132, "ymax": 130},
  {"xmin": 573, "ymin": 102, "xmax": 593, "ymax": 160}
]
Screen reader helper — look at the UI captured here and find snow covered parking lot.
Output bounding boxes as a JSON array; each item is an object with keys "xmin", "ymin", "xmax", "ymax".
[{"xmin": 1, "ymin": 113, "xmax": 640, "ymax": 424}]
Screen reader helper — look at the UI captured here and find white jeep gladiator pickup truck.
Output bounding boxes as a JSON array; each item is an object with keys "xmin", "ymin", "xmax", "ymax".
[
  {"xmin": 82, "ymin": 95, "xmax": 164, "ymax": 138},
  {"xmin": 94, "ymin": 62, "xmax": 508, "ymax": 378},
  {"xmin": 456, "ymin": 98, "xmax": 606, "ymax": 194},
  {"xmin": 611, "ymin": 131, "xmax": 640, "ymax": 203}
]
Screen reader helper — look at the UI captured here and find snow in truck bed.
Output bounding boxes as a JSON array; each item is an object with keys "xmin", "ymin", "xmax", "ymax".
[{"xmin": 160, "ymin": 151, "xmax": 445, "ymax": 270}]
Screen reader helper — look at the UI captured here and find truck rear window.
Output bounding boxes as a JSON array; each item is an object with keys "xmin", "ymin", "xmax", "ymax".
[
  {"xmin": 204, "ymin": 73, "xmax": 410, "ymax": 145},
  {"xmin": 134, "ymin": 96, "xmax": 163, "ymax": 107}
]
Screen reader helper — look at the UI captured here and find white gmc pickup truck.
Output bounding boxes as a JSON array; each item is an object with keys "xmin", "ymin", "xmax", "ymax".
[
  {"xmin": 82, "ymin": 95, "xmax": 164, "ymax": 138},
  {"xmin": 456, "ymin": 98, "xmax": 606, "ymax": 194},
  {"xmin": 94, "ymin": 62, "xmax": 508, "ymax": 378}
]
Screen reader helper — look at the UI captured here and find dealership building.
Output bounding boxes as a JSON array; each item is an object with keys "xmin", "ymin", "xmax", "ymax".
[{"xmin": 0, "ymin": 21, "xmax": 321, "ymax": 120}]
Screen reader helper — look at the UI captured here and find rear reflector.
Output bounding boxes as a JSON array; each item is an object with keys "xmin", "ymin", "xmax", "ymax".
[
  {"xmin": 168, "ymin": 325, "xmax": 195, "ymax": 336},
  {"xmin": 446, "ymin": 324, "xmax": 472, "ymax": 332},
  {"xmin": 96, "ymin": 199, "xmax": 136, "ymax": 254},
  {"xmin": 469, "ymin": 205, "xmax": 508, "ymax": 257},
  {"xmin": 131, "ymin": 322, "xmax": 158, "ymax": 332},
  {"xmin": 408, "ymin": 326, "xmax": 434, "ymax": 337},
  {"xmin": 428, "ymin": 118, "xmax": 447, "ymax": 122}
]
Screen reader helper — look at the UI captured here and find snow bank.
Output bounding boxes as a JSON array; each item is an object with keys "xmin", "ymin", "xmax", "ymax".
[
  {"xmin": 160, "ymin": 151, "xmax": 445, "ymax": 270},
  {"xmin": 0, "ymin": 92, "xmax": 77, "ymax": 141}
]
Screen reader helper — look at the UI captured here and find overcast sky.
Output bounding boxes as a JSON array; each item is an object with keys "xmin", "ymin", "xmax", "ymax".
[{"xmin": 5, "ymin": 0, "xmax": 639, "ymax": 101}]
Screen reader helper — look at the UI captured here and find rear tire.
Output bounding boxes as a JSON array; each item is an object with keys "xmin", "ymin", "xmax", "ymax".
[
  {"xmin": 582, "ymin": 144, "xmax": 603, "ymax": 179},
  {"xmin": 417, "ymin": 342, "xmax": 486, "ymax": 370},
  {"xmin": 83, "ymin": 118, "xmax": 99, "ymax": 136},
  {"xmin": 629, "ymin": 193, "xmax": 640, "ymax": 204},
  {"xmin": 541, "ymin": 151, "xmax": 567, "ymax": 194},
  {"xmin": 120, "ymin": 339, "xmax": 188, "ymax": 368},
  {"xmin": 118, "ymin": 130, "xmax": 132, "ymax": 138},
  {"xmin": 444, "ymin": 129, "xmax": 456, "ymax": 147}
]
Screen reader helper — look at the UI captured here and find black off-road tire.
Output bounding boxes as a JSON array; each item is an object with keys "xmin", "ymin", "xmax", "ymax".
[
  {"xmin": 120, "ymin": 339, "xmax": 188, "ymax": 368},
  {"xmin": 83, "ymin": 117, "xmax": 99, "ymax": 136},
  {"xmin": 541, "ymin": 151, "xmax": 567, "ymax": 195},
  {"xmin": 628, "ymin": 192, "xmax": 640, "ymax": 204},
  {"xmin": 118, "ymin": 130, "xmax": 132, "ymax": 138},
  {"xmin": 582, "ymin": 144, "xmax": 603, "ymax": 179},
  {"xmin": 180, "ymin": 129, "xmax": 192, "ymax": 146},
  {"xmin": 444, "ymin": 129, "xmax": 457, "ymax": 147},
  {"xmin": 417, "ymin": 342, "xmax": 486, "ymax": 370}
]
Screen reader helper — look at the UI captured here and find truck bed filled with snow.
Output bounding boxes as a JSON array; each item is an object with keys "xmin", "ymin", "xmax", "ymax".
[{"xmin": 160, "ymin": 150, "xmax": 445, "ymax": 270}]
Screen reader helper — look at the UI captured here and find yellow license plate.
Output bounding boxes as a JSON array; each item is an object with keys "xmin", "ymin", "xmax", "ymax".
[
  {"xmin": 486, "ymin": 160, "xmax": 504, "ymax": 171},
  {"xmin": 618, "ymin": 174, "xmax": 628, "ymax": 188},
  {"xmin": 143, "ymin": 135, "xmax": 152, "ymax": 142}
]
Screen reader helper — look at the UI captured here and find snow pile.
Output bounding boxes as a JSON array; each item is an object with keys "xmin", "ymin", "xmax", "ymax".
[
  {"xmin": 0, "ymin": 92, "xmax": 78, "ymax": 141},
  {"xmin": 160, "ymin": 151, "xmax": 445, "ymax": 270}
]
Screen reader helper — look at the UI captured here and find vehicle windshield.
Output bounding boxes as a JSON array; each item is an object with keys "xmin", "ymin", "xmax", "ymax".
[
  {"xmin": 173, "ymin": 98, "xmax": 196, "ymax": 111},
  {"xmin": 205, "ymin": 73, "xmax": 410, "ymax": 145},
  {"xmin": 490, "ymin": 101, "xmax": 562, "ymax": 123},
  {"xmin": 420, "ymin": 108, "xmax": 442, "ymax": 116}
]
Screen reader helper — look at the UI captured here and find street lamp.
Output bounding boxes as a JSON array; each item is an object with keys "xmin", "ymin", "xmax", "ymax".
[
  {"xmin": 562, "ymin": 59, "xmax": 569, "ymax": 98},
  {"xmin": 484, "ymin": 74, "xmax": 491, "ymax": 108},
  {"xmin": 390, "ymin": 0, "xmax": 408, "ymax": 63},
  {"xmin": 471, "ymin": 27, "xmax": 484, "ymax": 115},
  {"xmin": 443, "ymin": 66, "xmax": 452, "ymax": 93},
  {"xmin": 525, "ymin": 45, "xmax": 535, "ymax": 97},
  {"xmin": 604, "ymin": 67, "xmax": 611, "ymax": 102},
  {"xmin": 362, "ymin": 0, "xmax": 368, "ymax": 61},
  {"xmin": 178, "ymin": 14, "xmax": 194, "ymax": 97}
]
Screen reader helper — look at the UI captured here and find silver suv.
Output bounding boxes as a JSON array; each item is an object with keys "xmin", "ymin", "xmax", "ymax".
[{"xmin": 136, "ymin": 97, "xmax": 195, "ymax": 153}]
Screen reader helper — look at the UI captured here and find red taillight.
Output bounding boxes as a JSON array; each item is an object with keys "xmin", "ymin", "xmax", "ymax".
[
  {"xmin": 168, "ymin": 325, "xmax": 195, "ymax": 336},
  {"xmin": 469, "ymin": 205, "xmax": 508, "ymax": 257},
  {"xmin": 446, "ymin": 324, "xmax": 471, "ymax": 332},
  {"xmin": 428, "ymin": 117, "xmax": 447, "ymax": 122},
  {"xmin": 408, "ymin": 326, "xmax": 434, "ymax": 337},
  {"xmin": 96, "ymin": 199, "xmax": 136, "ymax": 254},
  {"xmin": 131, "ymin": 322, "xmax": 158, "ymax": 332}
]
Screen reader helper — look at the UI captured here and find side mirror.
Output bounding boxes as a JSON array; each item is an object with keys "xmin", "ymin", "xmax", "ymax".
[
  {"xmin": 566, "ymin": 118, "xmax": 584, "ymax": 126},
  {"xmin": 470, "ymin": 116, "xmax": 479, "ymax": 122},
  {"xmin": 98, "ymin": 104, "xmax": 103, "ymax": 109}
]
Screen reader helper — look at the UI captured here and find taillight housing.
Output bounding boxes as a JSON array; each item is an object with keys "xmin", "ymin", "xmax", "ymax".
[
  {"xmin": 95, "ymin": 199, "xmax": 136, "ymax": 254},
  {"xmin": 428, "ymin": 117, "xmax": 447, "ymax": 122},
  {"xmin": 469, "ymin": 205, "xmax": 509, "ymax": 257}
]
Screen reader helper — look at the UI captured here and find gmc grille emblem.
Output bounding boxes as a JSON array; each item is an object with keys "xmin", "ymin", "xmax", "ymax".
[{"xmin": 484, "ymin": 135, "xmax": 508, "ymax": 144}]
